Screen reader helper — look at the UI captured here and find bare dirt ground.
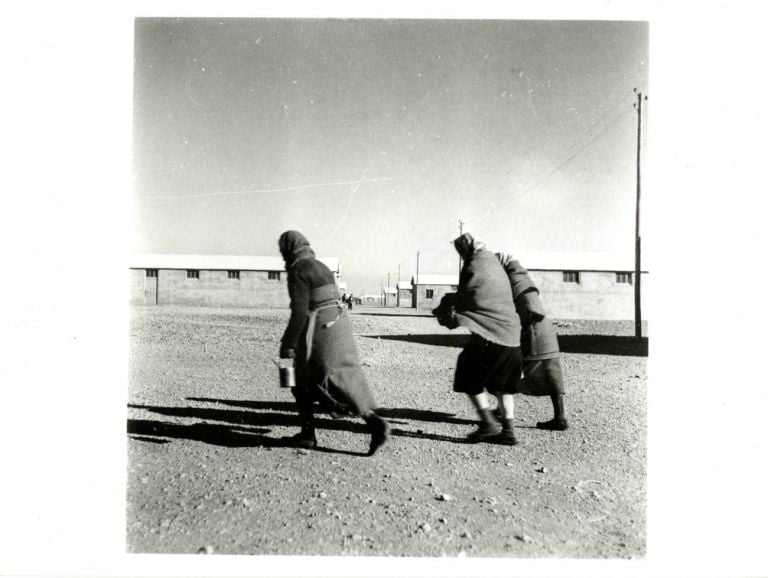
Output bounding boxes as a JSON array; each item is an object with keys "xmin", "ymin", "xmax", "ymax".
[{"xmin": 127, "ymin": 305, "xmax": 647, "ymax": 558}]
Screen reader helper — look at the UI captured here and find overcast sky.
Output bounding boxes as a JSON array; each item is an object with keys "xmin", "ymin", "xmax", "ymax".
[{"xmin": 133, "ymin": 18, "xmax": 648, "ymax": 294}]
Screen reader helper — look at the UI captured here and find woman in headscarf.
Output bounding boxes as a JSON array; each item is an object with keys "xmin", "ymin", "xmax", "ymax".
[
  {"xmin": 433, "ymin": 233, "xmax": 523, "ymax": 445},
  {"xmin": 277, "ymin": 230, "xmax": 390, "ymax": 456},
  {"xmin": 495, "ymin": 252, "xmax": 568, "ymax": 430}
]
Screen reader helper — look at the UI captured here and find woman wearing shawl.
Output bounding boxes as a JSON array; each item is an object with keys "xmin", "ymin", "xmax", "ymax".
[
  {"xmin": 278, "ymin": 230, "xmax": 391, "ymax": 456},
  {"xmin": 433, "ymin": 233, "xmax": 523, "ymax": 445},
  {"xmin": 495, "ymin": 253, "xmax": 568, "ymax": 431}
]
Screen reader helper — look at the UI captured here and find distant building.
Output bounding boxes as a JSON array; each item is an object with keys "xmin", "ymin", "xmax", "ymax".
[
  {"xmin": 409, "ymin": 252, "xmax": 649, "ymax": 321},
  {"xmin": 361, "ymin": 294, "xmax": 384, "ymax": 305},
  {"xmin": 411, "ymin": 274, "xmax": 459, "ymax": 310},
  {"xmin": 512, "ymin": 251, "xmax": 649, "ymax": 321},
  {"xmin": 382, "ymin": 286, "xmax": 398, "ymax": 308},
  {"xmin": 396, "ymin": 281, "xmax": 412, "ymax": 308},
  {"xmin": 130, "ymin": 254, "xmax": 340, "ymax": 308}
]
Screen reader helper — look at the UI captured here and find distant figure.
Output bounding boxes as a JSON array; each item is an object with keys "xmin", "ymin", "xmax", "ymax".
[
  {"xmin": 433, "ymin": 233, "xmax": 523, "ymax": 445},
  {"xmin": 347, "ymin": 293, "xmax": 354, "ymax": 311},
  {"xmin": 495, "ymin": 253, "xmax": 568, "ymax": 430},
  {"xmin": 278, "ymin": 230, "xmax": 390, "ymax": 455}
]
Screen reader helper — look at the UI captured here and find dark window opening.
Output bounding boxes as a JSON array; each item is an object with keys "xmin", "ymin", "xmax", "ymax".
[
  {"xmin": 146, "ymin": 269, "xmax": 157, "ymax": 278},
  {"xmin": 187, "ymin": 270, "xmax": 199, "ymax": 279},
  {"xmin": 268, "ymin": 271, "xmax": 281, "ymax": 280},
  {"xmin": 616, "ymin": 272, "xmax": 632, "ymax": 284},
  {"xmin": 563, "ymin": 271, "xmax": 580, "ymax": 284},
  {"xmin": 426, "ymin": 289, "xmax": 435, "ymax": 299},
  {"xmin": 228, "ymin": 270, "xmax": 240, "ymax": 280}
]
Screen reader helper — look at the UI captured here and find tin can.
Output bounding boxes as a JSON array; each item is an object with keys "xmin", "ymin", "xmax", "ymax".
[
  {"xmin": 274, "ymin": 357, "xmax": 296, "ymax": 388},
  {"xmin": 279, "ymin": 364, "xmax": 296, "ymax": 388}
]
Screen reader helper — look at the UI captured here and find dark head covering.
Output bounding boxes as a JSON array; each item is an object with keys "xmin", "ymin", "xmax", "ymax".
[
  {"xmin": 453, "ymin": 233, "xmax": 486, "ymax": 259},
  {"xmin": 278, "ymin": 230, "xmax": 316, "ymax": 267}
]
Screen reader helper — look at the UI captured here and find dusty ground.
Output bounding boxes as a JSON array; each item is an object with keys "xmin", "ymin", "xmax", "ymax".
[{"xmin": 127, "ymin": 305, "xmax": 647, "ymax": 558}]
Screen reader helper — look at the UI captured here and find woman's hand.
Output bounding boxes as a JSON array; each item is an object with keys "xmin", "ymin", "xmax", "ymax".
[{"xmin": 280, "ymin": 345, "xmax": 296, "ymax": 359}]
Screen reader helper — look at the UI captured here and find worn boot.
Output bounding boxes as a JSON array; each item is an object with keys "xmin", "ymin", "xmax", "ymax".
[
  {"xmin": 287, "ymin": 426, "xmax": 317, "ymax": 449},
  {"xmin": 467, "ymin": 408, "xmax": 502, "ymax": 441},
  {"xmin": 536, "ymin": 418, "xmax": 568, "ymax": 430},
  {"xmin": 287, "ymin": 409, "xmax": 317, "ymax": 449},
  {"xmin": 364, "ymin": 412, "xmax": 391, "ymax": 456},
  {"xmin": 497, "ymin": 418, "xmax": 518, "ymax": 445}
]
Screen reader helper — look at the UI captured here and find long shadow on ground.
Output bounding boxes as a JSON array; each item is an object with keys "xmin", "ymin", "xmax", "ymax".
[
  {"xmin": 353, "ymin": 312, "xmax": 433, "ymax": 318},
  {"xmin": 361, "ymin": 334, "xmax": 470, "ymax": 348},
  {"xmin": 365, "ymin": 333, "xmax": 648, "ymax": 357},
  {"xmin": 187, "ymin": 397, "xmax": 475, "ymax": 425},
  {"xmin": 127, "ymin": 399, "xmax": 473, "ymax": 451},
  {"xmin": 557, "ymin": 335, "xmax": 648, "ymax": 357}
]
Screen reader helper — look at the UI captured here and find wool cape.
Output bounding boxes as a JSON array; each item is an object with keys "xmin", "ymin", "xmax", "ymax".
[
  {"xmin": 279, "ymin": 231, "xmax": 375, "ymax": 415},
  {"xmin": 453, "ymin": 248, "xmax": 521, "ymax": 347},
  {"xmin": 495, "ymin": 252, "xmax": 559, "ymax": 359},
  {"xmin": 495, "ymin": 252, "xmax": 564, "ymax": 396}
]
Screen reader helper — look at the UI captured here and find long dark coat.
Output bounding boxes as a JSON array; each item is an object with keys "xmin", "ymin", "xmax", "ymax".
[{"xmin": 279, "ymin": 231, "xmax": 375, "ymax": 415}]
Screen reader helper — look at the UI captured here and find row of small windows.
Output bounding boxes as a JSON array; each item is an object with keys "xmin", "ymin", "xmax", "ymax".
[
  {"xmin": 420, "ymin": 273, "xmax": 633, "ymax": 290},
  {"xmin": 145, "ymin": 269, "xmax": 281, "ymax": 280},
  {"xmin": 418, "ymin": 274, "xmax": 632, "ymax": 296},
  {"xmin": 145, "ymin": 269, "xmax": 631, "ymax": 285},
  {"xmin": 562, "ymin": 271, "xmax": 633, "ymax": 284}
]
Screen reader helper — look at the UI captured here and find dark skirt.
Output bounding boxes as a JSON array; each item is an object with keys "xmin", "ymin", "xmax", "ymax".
[
  {"xmin": 454, "ymin": 334, "xmax": 523, "ymax": 395},
  {"xmin": 294, "ymin": 305, "xmax": 376, "ymax": 416},
  {"xmin": 518, "ymin": 357, "xmax": 565, "ymax": 396}
]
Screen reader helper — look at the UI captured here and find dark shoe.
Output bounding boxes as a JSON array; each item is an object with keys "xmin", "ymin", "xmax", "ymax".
[
  {"xmin": 536, "ymin": 418, "xmax": 569, "ymax": 431},
  {"xmin": 467, "ymin": 421, "xmax": 502, "ymax": 441},
  {"xmin": 467, "ymin": 407, "xmax": 502, "ymax": 441},
  {"xmin": 286, "ymin": 429, "xmax": 317, "ymax": 449},
  {"xmin": 495, "ymin": 418, "xmax": 518, "ymax": 445},
  {"xmin": 365, "ymin": 414, "xmax": 391, "ymax": 456},
  {"xmin": 496, "ymin": 429, "xmax": 518, "ymax": 445}
]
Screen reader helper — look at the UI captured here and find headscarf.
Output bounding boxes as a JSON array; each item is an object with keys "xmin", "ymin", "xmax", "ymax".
[
  {"xmin": 278, "ymin": 230, "xmax": 316, "ymax": 268},
  {"xmin": 453, "ymin": 232, "xmax": 486, "ymax": 259}
]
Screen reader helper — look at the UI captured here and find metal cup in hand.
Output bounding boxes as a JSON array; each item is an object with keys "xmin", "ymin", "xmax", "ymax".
[{"xmin": 274, "ymin": 357, "xmax": 296, "ymax": 388}]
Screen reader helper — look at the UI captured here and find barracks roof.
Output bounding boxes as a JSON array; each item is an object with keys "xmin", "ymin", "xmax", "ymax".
[
  {"xmin": 411, "ymin": 274, "xmax": 459, "ymax": 286},
  {"xmin": 510, "ymin": 251, "xmax": 646, "ymax": 273},
  {"xmin": 129, "ymin": 254, "xmax": 340, "ymax": 273}
]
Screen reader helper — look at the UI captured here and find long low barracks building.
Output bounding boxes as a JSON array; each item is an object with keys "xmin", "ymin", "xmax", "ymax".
[
  {"xmin": 409, "ymin": 251, "xmax": 649, "ymax": 321},
  {"xmin": 130, "ymin": 251, "xmax": 648, "ymax": 320},
  {"xmin": 129, "ymin": 254, "xmax": 340, "ymax": 308}
]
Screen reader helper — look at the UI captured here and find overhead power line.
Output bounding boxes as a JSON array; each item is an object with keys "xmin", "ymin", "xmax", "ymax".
[
  {"xmin": 473, "ymin": 99, "xmax": 637, "ymax": 224},
  {"xmin": 137, "ymin": 177, "xmax": 392, "ymax": 200}
]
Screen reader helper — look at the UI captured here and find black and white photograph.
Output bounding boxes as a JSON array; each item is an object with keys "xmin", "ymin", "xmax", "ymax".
[
  {"xmin": 2, "ymin": 2, "xmax": 768, "ymax": 578},
  {"xmin": 127, "ymin": 16, "xmax": 648, "ymax": 558}
]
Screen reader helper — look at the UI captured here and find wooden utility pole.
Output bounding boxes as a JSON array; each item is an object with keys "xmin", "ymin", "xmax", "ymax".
[
  {"xmin": 458, "ymin": 220, "xmax": 464, "ymax": 277},
  {"xmin": 633, "ymin": 88, "xmax": 647, "ymax": 340},
  {"xmin": 397, "ymin": 264, "xmax": 401, "ymax": 308},
  {"xmin": 415, "ymin": 251, "xmax": 420, "ymax": 308},
  {"xmin": 387, "ymin": 272, "xmax": 391, "ymax": 307}
]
